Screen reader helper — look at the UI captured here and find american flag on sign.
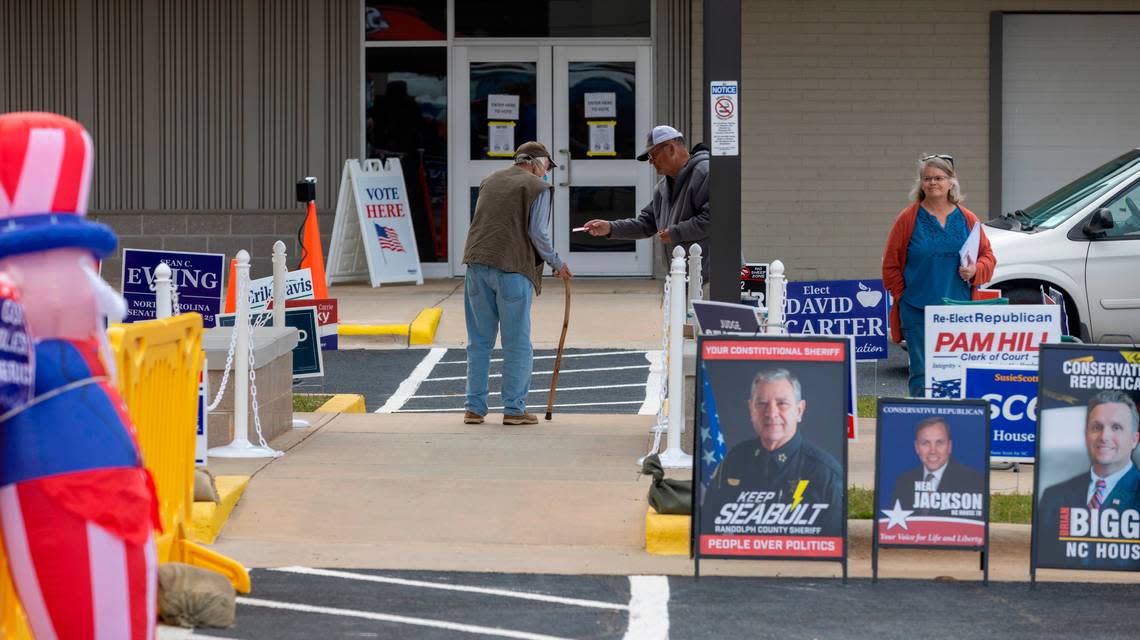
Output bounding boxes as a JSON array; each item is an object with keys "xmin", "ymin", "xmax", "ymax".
[
  {"xmin": 374, "ymin": 224, "xmax": 405, "ymax": 252},
  {"xmin": 699, "ymin": 364, "xmax": 727, "ymax": 484}
]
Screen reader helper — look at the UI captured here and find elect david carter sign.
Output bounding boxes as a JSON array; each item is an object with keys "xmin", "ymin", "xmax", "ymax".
[
  {"xmin": 785, "ymin": 280, "xmax": 888, "ymax": 361},
  {"xmin": 121, "ymin": 249, "xmax": 225, "ymax": 327}
]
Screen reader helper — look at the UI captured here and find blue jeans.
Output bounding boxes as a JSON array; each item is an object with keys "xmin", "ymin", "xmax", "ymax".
[
  {"xmin": 899, "ymin": 301, "xmax": 926, "ymax": 397},
  {"xmin": 464, "ymin": 264, "xmax": 534, "ymax": 416}
]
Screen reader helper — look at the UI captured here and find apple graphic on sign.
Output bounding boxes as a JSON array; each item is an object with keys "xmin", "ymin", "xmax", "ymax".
[{"xmin": 855, "ymin": 282, "xmax": 882, "ymax": 308}]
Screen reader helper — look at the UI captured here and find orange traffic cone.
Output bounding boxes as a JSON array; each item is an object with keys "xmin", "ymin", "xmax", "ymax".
[
  {"xmin": 300, "ymin": 200, "xmax": 329, "ymax": 299},
  {"xmin": 224, "ymin": 257, "xmax": 237, "ymax": 313}
]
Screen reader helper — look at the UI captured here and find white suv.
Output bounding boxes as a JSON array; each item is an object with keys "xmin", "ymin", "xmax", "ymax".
[{"xmin": 985, "ymin": 149, "xmax": 1140, "ymax": 343}]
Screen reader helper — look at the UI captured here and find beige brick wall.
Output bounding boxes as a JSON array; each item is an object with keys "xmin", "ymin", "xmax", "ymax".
[{"xmin": 691, "ymin": 0, "xmax": 1140, "ymax": 280}]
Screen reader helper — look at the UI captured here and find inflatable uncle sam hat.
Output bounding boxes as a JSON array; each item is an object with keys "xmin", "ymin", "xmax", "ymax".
[{"xmin": 0, "ymin": 112, "xmax": 117, "ymax": 259}]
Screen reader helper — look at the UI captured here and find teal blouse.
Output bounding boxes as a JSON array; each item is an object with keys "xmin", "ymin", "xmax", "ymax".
[{"xmin": 900, "ymin": 206, "xmax": 971, "ymax": 309}]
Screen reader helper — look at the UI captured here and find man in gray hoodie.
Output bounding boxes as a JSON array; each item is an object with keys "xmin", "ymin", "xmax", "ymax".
[{"xmin": 583, "ymin": 125, "xmax": 711, "ymax": 280}]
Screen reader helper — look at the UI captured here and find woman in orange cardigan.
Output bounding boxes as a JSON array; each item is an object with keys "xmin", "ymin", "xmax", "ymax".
[{"xmin": 882, "ymin": 155, "xmax": 996, "ymax": 397}]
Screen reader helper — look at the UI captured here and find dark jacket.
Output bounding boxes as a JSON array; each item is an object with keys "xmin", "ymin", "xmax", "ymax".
[
  {"xmin": 704, "ymin": 430, "xmax": 844, "ymax": 535},
  {"xmin": 608, "ymin": 149, "xmax": 711, "ymax": 279},
  {"xmin": 463, "ymin": 166, "xmax": 551, "ymax": 293},
  {"xmin": 888, "ymin": 459, "xmax": 984, "ymax": 515},
  {"xmin": 1036, "ymin": 464, "xmax": 1140, "ymax": 569}
]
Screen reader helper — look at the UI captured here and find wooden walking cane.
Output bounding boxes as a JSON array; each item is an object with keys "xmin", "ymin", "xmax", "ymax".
[{"xmin": 545, "ymin": 277, "xmax": 571, "ymax": 420}]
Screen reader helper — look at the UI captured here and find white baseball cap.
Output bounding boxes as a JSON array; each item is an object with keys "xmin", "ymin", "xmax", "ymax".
[{"xmin": 636, "ymin": 125, "xmax": 684, "ymax": 161}]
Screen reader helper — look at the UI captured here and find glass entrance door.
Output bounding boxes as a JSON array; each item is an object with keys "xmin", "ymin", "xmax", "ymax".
[
  {"xmin": 451, "ymin": 45, "xmax": 652, "ymax": 277},
  {"xmin": 552, "ymin": 45, "xmax": 653, "ymax": 276}
]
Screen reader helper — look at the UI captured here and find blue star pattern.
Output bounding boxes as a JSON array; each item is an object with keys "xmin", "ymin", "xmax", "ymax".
[
  {"xmin": 931, "ymin": 377, "xmax": 961, "ymax": 398},
  {"xmin": 700, "ymin": 365, "xmax": 727, "ymax": 484}
]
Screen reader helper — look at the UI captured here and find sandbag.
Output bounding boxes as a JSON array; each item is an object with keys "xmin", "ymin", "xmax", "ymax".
[
  {"xmin": 157, "ymin": 562, "xmax": 236, "ymax": 628},
  {"xmin": 194, "ymin": 468, "xmax": 220, "ymax": 503},
  {"xmin": 641, "ymin": 453, "xmax": 692, "ymax": 515}
]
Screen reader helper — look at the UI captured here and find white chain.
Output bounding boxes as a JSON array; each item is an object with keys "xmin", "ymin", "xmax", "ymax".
[
  {"xmin": 170, "ymin": 282, "xmax": 180, "ymax": 316},
  {"xmin": 208, "ymin": 271, "xmax": 246, "ymax": 410}
]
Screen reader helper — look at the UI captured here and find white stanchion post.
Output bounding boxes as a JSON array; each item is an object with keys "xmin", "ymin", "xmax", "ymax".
[
  {"xmin": 659, "ymin": 246, "xmax": 693, "ymax": 469},
  {"xmin": 687, "ymin": 243, "xmax": 703, "ymax": 306},
  {"xmin": 274, "ymin": 240, "xmax": 311, "ymax": 429},
  {"xmin": 767, "ymin": 259, "xmax": 786, "ymax": 335},
  {"xmin": 154, "ymin": 262, "xmax": 173, "ymax": 319},
  {"xmin": 210, "ymin": 250, "xmax": 278, "ymax": 458},
  {"xmin": 272, "ymin": 240, "xmax": 287, "ymax": 329}
]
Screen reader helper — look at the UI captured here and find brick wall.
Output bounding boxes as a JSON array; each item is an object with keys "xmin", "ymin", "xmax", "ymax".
[
  {"xmin": 693, "ymin": 0, "xmax": 1140, "ymax": 280},
  {"xmin": 93, "ymin": 210, "xmax": 335, "ymax": 290}
]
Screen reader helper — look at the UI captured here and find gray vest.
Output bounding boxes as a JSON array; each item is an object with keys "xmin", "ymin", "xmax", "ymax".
[{"xmin": 463, "ymin": 166, "xmax": 552, "ymax": 294}]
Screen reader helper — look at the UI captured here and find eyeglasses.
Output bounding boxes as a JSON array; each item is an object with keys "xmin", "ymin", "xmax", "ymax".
[
  {"xmin": 922, "ymin": 154, "xmax": 955, "ymax": 168},
  {"xmin": 921, "ymin": 176, "xmax": 949, "ymax": 184},
  {"xmin": 646, "ymin": 144, "xmax": 671, "ymax": 162}
]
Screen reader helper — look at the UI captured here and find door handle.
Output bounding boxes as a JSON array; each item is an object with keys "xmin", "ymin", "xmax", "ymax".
[{"xmin": 558, "ymin": 149, "xmax": 571, "ymax": 187}]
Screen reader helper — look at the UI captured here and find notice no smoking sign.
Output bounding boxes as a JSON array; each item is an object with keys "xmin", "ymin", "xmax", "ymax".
[{"xmin": 710, "ymin": 81, "xmax": 739, "ymax": 156}]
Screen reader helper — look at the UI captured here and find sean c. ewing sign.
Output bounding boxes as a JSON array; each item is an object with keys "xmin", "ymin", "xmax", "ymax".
[{"xmin": 121, "ymin": 249, "xmax": 225, "ymax": 327}]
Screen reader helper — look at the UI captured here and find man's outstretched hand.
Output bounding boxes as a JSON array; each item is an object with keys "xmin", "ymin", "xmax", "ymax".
[{"xmin": 582, "ymin": 219, "xmax": 611, "ymax": 237}]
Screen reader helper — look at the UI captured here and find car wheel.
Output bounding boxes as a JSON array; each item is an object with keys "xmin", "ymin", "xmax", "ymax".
[{"xmin": 1003, "ymin": 286, "xmax": 1041, "ymax": 305}]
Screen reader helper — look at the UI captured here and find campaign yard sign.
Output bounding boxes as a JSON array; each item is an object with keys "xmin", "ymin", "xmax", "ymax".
[
  {"xmin": 1031, "ymin": 343, "xmax": 1140, "ymax": 579},
  {"xmin": 923, "ymin": 305, "xmax": 1060, "ymax": 399},
  {"xmin": 248, "ymin": 268, "xmax": 315, "ymax": 313},
  {"xmin": 285, "ymin": 298, "xmax": 339, "ymax": 350},
  {"xmin": 873, "ymin": 398, "xmax": 990, "ymax": 581},
  {"xmin": 965, "ymin": 367, "xmax": 1038, "ymax": 463},
  {"xmin": 693, "ymin": 335, "xmax": 849, "ymax": 578},
  {"xmin": 121, "ymin": 249, "xmax": 225, "ymax": 327},
  {"xmin": 784, "ymin": 280, "xmax": 888, "ymax": 361},
  {"xmin": 218, "ymin": 307, "xmax": 323, "ymax": 379}
]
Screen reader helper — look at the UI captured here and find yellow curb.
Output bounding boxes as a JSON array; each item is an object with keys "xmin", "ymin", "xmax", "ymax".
[
  {"xmin": 645, "ymin": 507, "xmax": 690, "ymax": 556},
  {"xmin": 339, "ymin": 323, "xmax": 408, "ymax": 336},
  {"xmin": 191, "ymin": 475, "xmax": 250, "ymax": 545},
  {"xmin": 409, "ymin": 307, "xmax": 443, "ymax": 345},
  {"xmin": 316, "ymin": 393, "xmax": 365, "ymax": 413}
]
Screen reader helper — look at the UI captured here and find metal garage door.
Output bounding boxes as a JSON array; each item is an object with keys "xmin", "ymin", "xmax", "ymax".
[{"xmin": 1002, "ymin": 13, "xmax": 1140, "ymax": 213}]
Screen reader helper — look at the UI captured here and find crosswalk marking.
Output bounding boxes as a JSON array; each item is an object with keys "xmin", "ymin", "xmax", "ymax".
[
  {"xmin": 396, "ymin": 400, "xmax": 644, "ymax": 412},
  {"xmin": 426, "ymin": 364, "xmax": 649, "ymax": 382},
  {"xmin": 437, "ymin": 350, "xmax": 648, "ymax": 365},
  {"xmin": 410, "ymin": 382, "xmax": 645, "ymax": 399}
]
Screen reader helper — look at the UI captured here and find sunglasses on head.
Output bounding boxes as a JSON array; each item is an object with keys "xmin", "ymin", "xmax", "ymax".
[{"xmin": 922, "ymin": 154, "xmax": 954, "ymax": 168}]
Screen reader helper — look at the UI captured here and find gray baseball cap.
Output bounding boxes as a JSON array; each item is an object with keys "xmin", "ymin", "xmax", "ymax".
[{"xmin": 636, "ymin": 125, "xmax": 684, "ymax": 161}]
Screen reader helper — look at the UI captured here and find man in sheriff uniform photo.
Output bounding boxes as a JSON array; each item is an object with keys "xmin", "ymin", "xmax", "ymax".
[
  {"xmin": 706, "ymin": 368, "xmax": 844, "ymax": 534},
  {"xmin": 1037, "ymin": 390, "xmax": 1140, "ymax": 568}
]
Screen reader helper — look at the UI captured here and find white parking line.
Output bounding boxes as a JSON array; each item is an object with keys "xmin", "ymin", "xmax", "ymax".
[
  {"xmin": 426, "ymin": 364, "xmax": 649, "ymax": 382},
  {"xmin": 437, "ymin": 350, "xmax": 648, "ymax": 365},
  {"xmin": 639, "ymin": 350, "xmax": 665, "ymax": 416},
  {"xmin": 269, "ymin": 566, "xmax": 628, "ymax": 610},
  {"xmin": 377, "ymin": 348, "xmax": 448, "ymax": 413},
  {"xmin": 411, "ymin": 382, "xmax": 645, "ymax": 399},
  {"xmin": 622, "ymin": 576, "xmax": 670, "ymax": 640},
  {"xmin": 236, "ymin": 597, "xmax": 574, "ymax": 640},
  {"xmin": 396, "ymin": 400, "xmax": 644, "ymax": 412}
]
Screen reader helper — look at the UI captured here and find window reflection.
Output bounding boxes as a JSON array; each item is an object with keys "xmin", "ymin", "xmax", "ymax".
[
  {"xmin": 568, "ymin": 61, "xmax": 636, "ymax": 160},
  {"xmin": 570, "ymin": 187, "xmax": 636, "ymax": 252},
  {"xmin": 366, "ymin": 47, "xmax": 448, "ymax": 262},
  {"xmin": 470, "ymin": 62, "xmax": 538, "ymax": 160},
  {"xmin": 364, "ymin": 1, "xmax": 446, "ymax": 41}
]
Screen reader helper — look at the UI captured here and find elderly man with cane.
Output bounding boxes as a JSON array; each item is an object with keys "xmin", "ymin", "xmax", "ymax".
[{"xmin": 462, "ymin": 141, "xmax": 572, "ymax": 426}]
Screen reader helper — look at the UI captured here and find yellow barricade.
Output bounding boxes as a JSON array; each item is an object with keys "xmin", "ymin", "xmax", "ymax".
[
  {"xmin": 108, "ymin": 314, "xmax": 250, "ymax": 593},
  {"xmin": 1, "ymin": 534, "xmax": 32, "ymax": 639}
]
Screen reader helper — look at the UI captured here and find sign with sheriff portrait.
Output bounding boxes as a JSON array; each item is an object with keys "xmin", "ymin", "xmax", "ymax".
[
  {"xmin": 327, "ymin": 159, "xmax": 423, "ymax": 288},
  {"xmin": 924, "ymin": 305, "xmax": 1060, "ymax": 399},
  {"xmin": 1031, "ymin": 343, "xmax": 1140, "ymax": 579},
  {"xmin": 693, "ymin": 335, "xmax": 849, "ymax": 578},
  {"xmin": 121, "ymin": 249, "xmax": 225, "ymax": 327},
  {"xmin": 872, "ymin": 397, "xmax": 990, "ymax": 582}
]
